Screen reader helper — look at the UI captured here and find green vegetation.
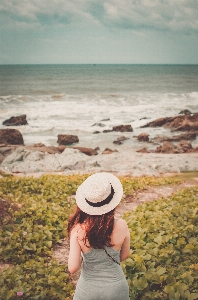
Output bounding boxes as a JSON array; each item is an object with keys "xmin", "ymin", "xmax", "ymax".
[
  {"xmin": 0, "ymin": 172, "xmax": 196, "ymax": 299},
  {"xmin": 123, "ymin": 187, "xmax": 198, "ymax": 300}
]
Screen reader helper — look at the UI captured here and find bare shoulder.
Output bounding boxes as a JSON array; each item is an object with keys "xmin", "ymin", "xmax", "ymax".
[
  {"xmin": 114, "ymin": 218, "xmax": 129, "ymax": 231},
  {"xmin": 70, "ymin": 223, "xmax": 81, "ymax": 236}
]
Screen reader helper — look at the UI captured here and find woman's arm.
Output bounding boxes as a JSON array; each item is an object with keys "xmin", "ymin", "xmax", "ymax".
[
  {"xmin": 68, "ymin": 228, "xmax": 82, "ymax": 274},
  {"xmin": 120, "ymin": 222, "xmax": 130, "ymax": 262}
]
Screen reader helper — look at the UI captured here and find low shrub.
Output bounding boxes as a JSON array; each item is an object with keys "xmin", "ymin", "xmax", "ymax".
[
  {"xmin": 123, "ymin": 187, "xmax": 198, "ymax": 300},
  {"xmin": 0, "ymin": 173, "xmax": 184, "ymax": 299}
]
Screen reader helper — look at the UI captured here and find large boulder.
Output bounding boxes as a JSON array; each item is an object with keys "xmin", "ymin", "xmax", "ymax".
[
  {"xmin": 0, "ymin": 129, "xmax": 24, "ymax": 145},
  {"xmin": 57, "ymin": 135, "xmax": 79, "ymax": 145},
  {"xmin": 112, "ymin": 125, "xmax": 133, "ymax": 132},
  {"xmin": 3, "ymin": 115, "xmax": 28, "ymax": 126}
]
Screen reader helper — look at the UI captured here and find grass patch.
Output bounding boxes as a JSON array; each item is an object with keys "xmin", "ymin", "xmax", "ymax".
[{"xmin": 123, "ymin": 187, "xmax": 198, "ymax": 299}]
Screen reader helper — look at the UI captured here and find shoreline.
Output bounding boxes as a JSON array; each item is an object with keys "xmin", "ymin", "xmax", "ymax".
[{"xmin": 1, "ymin": 147, "xmax": 198, "ymax": 177}]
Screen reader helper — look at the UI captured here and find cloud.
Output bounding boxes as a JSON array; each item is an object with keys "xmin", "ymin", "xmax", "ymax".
[{"xmin": 1, "ymin": 0, "xmax": 198, "ymax": 33}]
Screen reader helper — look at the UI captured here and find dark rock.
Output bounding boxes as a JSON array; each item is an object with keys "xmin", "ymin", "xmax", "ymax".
[
  {"xmin": 140, "ymin": 117, "xmax": 149, "ymax": 120},
  {"xmin": 72, "ymin": 147, "xmax": 98, "ymax": 156},
  {"xmin": 137, "ymin": 133, "xmax": 149, "ymax": 142},
  {"xmin": 92, "ymin": 123, "xmax": 106, "ymax": 127},
  {"xmin": 112, "ymin": 125, "xmax": 133, "ymax": 132},
  {"xmin": 94, "ymin": 147, "xmax": 100, "ymax": 151},
  {"xmin": 103, "ymin": 130, "xmax": 113, "ymax": 133},
  {"xmin": 0, "ymin": 129, "xmax": 24, "ymax": 145},
  {"xmin": 154, "ymin": 141, "xmax": 180, "ymax": 154},
  {"xmin": 177, "ymin": 140, "xmax": 192, "ymax": 152},
  {"xmin": 113, "ymin": 136, "xmax": 129, "ymax": 145},
  {"xmin": 136, "ymin": 147, "xmax": 148, "ymax": 153},
  {"xmin": 141, "ymin": 117, "xmax": 174, "ymax": 128},
  {"xmin": 102, "ymin": 148, "xmax": 118, "ymax": 154},
  {"xmin": 93, "ymin": 131, "xmax": 100, "ymax": 134},
  {"xmin": 3, "ymin": 115, "xmax": 28, "ymax": 126},
  {"xmin": 179, "ymin": 109, "xmax": 192, "ymax": 115},
  {"xmin": 153, "ymin": 132, "xmax": 197, "ymax": 143},
  {"xmin": 101, "ymin": 118, "xmax": 110, "ymax": 121},
  {"xmin": 57, "ymin": 135, "xmax": 79, "ymax": 145}
]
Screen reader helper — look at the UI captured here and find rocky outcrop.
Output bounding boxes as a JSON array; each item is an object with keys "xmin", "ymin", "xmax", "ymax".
[
  {"xmin": 113, "ymin": 125, "xmax": 133, "ymax": 132},
  {"xmin": 0, "ymin": 129, "xmax": 24, "ymax": 145},
  {"xmin": 113, "ymin": 136, "xmax": 129, "ymax": 145},
  {"xmin": 137, "ymin": 133, "xmax": 149, "ymax": 142},
  {"xmin": 3, "ymin": 115, "xmax": 28, "ymax": 126},
  {"xmin": 141, "ymin": 114, "xmax": 198, "ymax": 132},
  {"xmin": 103, "ymin": 130, "xmax": 113, "ymax": 133},
  {"xmin": 57, "ymin": 135, "xmax": 79, "ymax": 145}
]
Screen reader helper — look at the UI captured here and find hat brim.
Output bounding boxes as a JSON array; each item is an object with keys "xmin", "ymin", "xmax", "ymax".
[{"xmin": 75, "ymin": 172, "xmax": 123, "ymax": 215}]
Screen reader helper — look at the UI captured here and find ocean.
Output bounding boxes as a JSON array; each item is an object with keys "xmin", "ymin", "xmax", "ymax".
[{"xmin": 0, "ymin": 64, "xmax": 198, "ymax": 150}]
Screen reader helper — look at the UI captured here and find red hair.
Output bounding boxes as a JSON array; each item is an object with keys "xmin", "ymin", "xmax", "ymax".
[{"xmin": 67, "ymin": 206, "xmax": 115, "ymax": 249}]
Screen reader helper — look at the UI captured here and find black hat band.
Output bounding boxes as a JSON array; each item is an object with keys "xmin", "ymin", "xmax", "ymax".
[{"xmin": 85, "ymin": 184, "xmax": 115, "ymax": 207}]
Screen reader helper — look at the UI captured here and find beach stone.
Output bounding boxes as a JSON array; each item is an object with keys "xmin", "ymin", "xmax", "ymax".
[
  {"xmin": 93, "ymin": 131, "xmax": 100, "ymax": 134},
  {"xmin": 101, "ymin": 118, "xmax": 110, "ymax": 121},
  {"xmin": 72, "ymin": 147, "xmax": 98, "ymax": 156},
  {"xmin": 102, "ymin": 148, "xmax": 118, "ymax": 154},
  {"xmin": 0, "ymin": 129, "xmax": 24, "ymax": 145},
  {"xmin": 154, "ymin": 141, "xmax": 180, "ymax": 154},
  {"xmin": 103, "ymin": 129, "xmax": 113, "ymax": 133},
  {"xmin": 137, "ymin": 133, "xmax": 149, "ymax": 142},
  {"xmin": 92, "ymin": 123, "xmax": 106, "ymax": 127},
  {"xmin": 57, "ymin": 134, "xmax": 79, "ymax": 145},
  {"xmin": 177, "ymin": 140, "xmax": 192, "ymax": 152},
  {"xmin": 112, "ymin": 125, "xmax": 133, "ymax": 132},
  {"xmin": 153, "ymin": 132, "xmax": 197, "ymax": 143},
  {"xmin": 136, "ymin": 147, "xmax": 148, "ymax": 153},
  {"xmin": 113, "ymin": 136, "xmax": 129, "ymax": 145},
  {"xmin": 3, "ymin": 115, "xmax": 28, "ymax": 126},
  {"xmin": 179, "ymin": 109, "xmax": 192, "ymax": 115}
]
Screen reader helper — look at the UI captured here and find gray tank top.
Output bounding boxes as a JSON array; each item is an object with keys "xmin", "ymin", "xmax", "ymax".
[{"xmin": 73, "ymin": 247, "xmax": 129, "ymax": 300}]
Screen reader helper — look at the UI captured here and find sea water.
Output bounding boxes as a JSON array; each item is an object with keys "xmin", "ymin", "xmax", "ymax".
[{"xmin": 0, "ymin": 64, "xmax": 198, "ymax": 149}]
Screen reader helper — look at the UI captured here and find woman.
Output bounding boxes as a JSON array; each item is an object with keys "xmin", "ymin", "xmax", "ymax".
[{"xmin": 68, "ymin": 172, "xmax": 130, "ymax": 300}]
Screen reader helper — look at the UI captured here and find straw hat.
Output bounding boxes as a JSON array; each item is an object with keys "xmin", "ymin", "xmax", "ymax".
[{"xmin": 75, "ymin": 172, "xmax": 123, "ymax": 215}]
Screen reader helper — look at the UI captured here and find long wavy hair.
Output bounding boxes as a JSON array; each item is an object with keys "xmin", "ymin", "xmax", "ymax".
[{"xmin": 67, "ymin": 206, "xmax": 115, "ymax": 249}]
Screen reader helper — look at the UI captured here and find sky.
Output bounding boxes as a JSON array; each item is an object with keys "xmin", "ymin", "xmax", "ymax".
[{"xmin": 0, "ymin": 0, "xmax": 198, "ymax": 64}]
